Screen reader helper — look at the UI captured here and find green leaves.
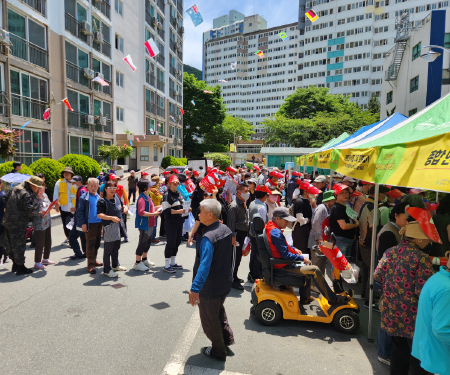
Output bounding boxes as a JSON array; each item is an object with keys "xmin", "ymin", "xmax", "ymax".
[{"xmin": 98, "ymin": 144, "xmax": 133, "ymax": 163}]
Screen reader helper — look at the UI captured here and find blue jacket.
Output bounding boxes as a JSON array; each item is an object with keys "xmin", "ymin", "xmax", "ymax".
[
  {"xmin": 412, "ymin": 266, "xmax": 450, "ymax": 375},
  {"xmin": 286, "ymin": 177, "xmax": 297, "ymax": 200},
  {"xmin": 76, "ymin": 191, "xmax": 99, "ymax": 231},
  {"xmin": 135, "ymin": 193, "xmax": 150, "ymax": 231},
  {"xmin": 177, "ymin": 184, "xmax": 191, "ymax": 201}
]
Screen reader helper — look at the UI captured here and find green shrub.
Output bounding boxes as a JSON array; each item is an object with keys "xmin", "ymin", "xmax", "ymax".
[
  {"xmin": 98, "ymin": 162, "xmax": 110, "ymax": 174},
  {"xmin": 206, "ymin": 153, "xmax": 232, "ymax": 169},
  {"xmin": 161, "ymin": 156, "xmax": 179, "ymax": 169},
  {"xmin": 178, "ymin": 157, "xmax": 187, "ymax": 165},
  {"xmin": 246, "ymin": 163, "xmax": 254, "ymax": 170},
  {"xmin": 30, "ymin": 158, "xmax": 65, "ymax": 195},
  {"xmin": 0, "ymin": 161, "xmax": 33, "ymax": 177},
  {"xmin": 58, "ymin": 154, "xmax": 100, "ymax": 182}
]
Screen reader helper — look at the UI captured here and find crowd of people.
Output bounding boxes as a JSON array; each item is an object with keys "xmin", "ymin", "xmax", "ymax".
[{"xmin": 0, "ymin": 161, "xmax": 449, "ymax": 372}]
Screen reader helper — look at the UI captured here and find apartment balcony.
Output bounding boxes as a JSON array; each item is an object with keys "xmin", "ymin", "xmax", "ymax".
[
  {"xmin": 177, "ymin": 49, "xmax": 183, "ymax": 61},
  {"xmin": 94, "ymin": 80, "xmax": 112, "ymax": 96},
  {"xmin": 0, "ymin": 91, "xmax": 8, "ymax": 116},
  {"xmin": 12, "ymin": 94, "xmax": 48, "ymax": 120},
  {"xmin": 169, "ymin": 65, "xmax": 177, "ymax": 77},
  {"xmin": 95, "ymin": 118, "xmax": 113, "ymax": 133},
  {"xmin": 145, "ymin": 11, "xmax": 155, "ymax": 29},
  {"xmin": 156, "ymin": 53, "xmax": 165, "ymax": 67},
  {"xmin": 93, "ymin": 40, "xmax": 111, "ymax": 58},
  {"xmin": 23, "ymin": 0, "xmax": 47, "ymax": 17},
  {"xmin": 157, "ymin": 0, "xmax": 164, "ymax": 12},
  {"xmin": 117, "ymin": 133, "xmax": 173, "ymax": 145},
  {"xmin": 157, "ymin": 27, "xmax": 165, "ymax": 42},
  {"xmin": 157, "ymin": 79, "xmax": 165, "ymax": 92},
  {"xmin": 68, "ymin": 111, "xmax": 90, "ymax": 130},
  {"xmin": 169, "ymin": 88, "xmax": 176, "ymax": 100},
  {"xmin": 170, "ymin": 40, "xmax": 177, "ymax": 53},
  {"xmin": 66, "ymin": 61, "xmax": 90, "ymax": 87},
  {"xmin": 10, "ymin": 34, "xmax": 48, "ymax": 70},
  {"xmin": 176, "ymin": 71, "xmax": 182, "ymax": 83},
  {"xmin": 177, "ymin": 25, "xmax": 184, "ymax": 37},
  {"xmin": 146, "ymin": 101, "xmax": 156, "ymax": 115},
  {"xmin": 65, "ymin": 13, "xmax": 89, "ymax": 44},
  {"xmin": 92, "ymin": 0, "xmax": 111, "ymax": 20},
  {"xmin": 169, "ymin": 112, "xmax": 177, "ymax": 122},
  {"xmin": 176, "ymin": 93, "xmax": 182, "ymax": 104},
  {"xmin": 157, "ymin": 105, "xmax": 165, "ymax": 118},
  {"xmin": 146, "ymin": 72, "xmax": 155, "ymax": 87},
  {"xmin": 177, "ymin": 1, "xmax": 183, "ymax": 15}
]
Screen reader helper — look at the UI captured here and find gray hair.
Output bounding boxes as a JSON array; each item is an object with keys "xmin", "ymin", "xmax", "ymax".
[
  {"xmin": 87, "ymin": 177, "xmax": 99, "ymax": 185},
  {"xmin": 200, "ymin": 199, "xmax": 221, "ymax": 218}
]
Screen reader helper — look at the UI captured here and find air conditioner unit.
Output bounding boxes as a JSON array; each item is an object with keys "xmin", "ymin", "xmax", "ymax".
[
  {"xmin": 157, "ymin": 22, "xmax": 163, "ymax": 30},
  {"xmin": 171, "ymin": 18, "xmax": 177, "ymax": 26},
  {"xmin": 169, "ymin": 134, "xmax": 174, "ymax": 138},
  {"xmin": 96, "ymin": 117, "xmax": 107, "ymax": 126},
  {"xmin": 96, "ymin": 72, "xmax": 104, "ymax": 80},
  {"xmin": 151, "ymin": 17, "xmax": 157, "ymax": 27},
  {"xmin": 84, "ymin": 68, "xmax": 95, "ymax": 79},
  {"xmin": 81, "ymin": 21, "xmax": 92, "ymax": 35},
  {"xmin": 93, "ymin": 31, "xmax": 103, "ymax": 44},
  {"xmin": 174, "ymin": 69, "xmax": 179, "ymax": 76},
  {"xmin": 84, "ymin": 115, "xmax": 94, "ymax": 125},
  {"xmin": 0, "ymin": 29, "xmax": 10, "ymax": 45},
  {"xmin": 180, "ymin": 26, "xmax": 184, "ymax": 33},
  {"xmin": 176, "ymin": 43, "xmax": 182, "ymax": 52}
]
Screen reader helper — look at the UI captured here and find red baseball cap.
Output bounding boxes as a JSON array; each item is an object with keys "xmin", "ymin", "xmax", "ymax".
[
  {"xmin": 333, "ymin": 183, "xmax": 350, "ymax": 195},
  {"xmin": 350, "ymin": 191, "xmax": 362, "ymax": 197},
  {"xmin": 226, "ymin": 166, "xmax": 237, "ymax": 173},
  {"xmin": 109, "ymin": 174, "xmax": 119, "ymax": 180},
  {"xmin": 254, "ymin": 166, "xmax": 261, "ymax": 171},
  {"xmin": 192, "ymin": 170, "xmax": 200, "ymax": 176},
  {"xmin": 407, "ymin": 207, "xmax": 442, "ymax": 243},
  {"xmin": 141, "ymin": 172, "xmax": 150, "ymax": 177},
  {"xmin": 171, "ymin": 169, "xmax": 179, "ymax": 174},
  {"xmin": 162, "ymin": 171, "xmax": 170, "ymax": 175},
  {"xmin": 269, "ymin": 171, "xmax": 283, "ymax": 179},
  {"xmin": 256, "ymin": 185, "xmax": 271, "ymax": 194},
  {"xmin": 168, "ymin": 175, "xmax": 180, "ymax": 184},
  {"xmin": 386, "ymin": 189, "xmax": 404, "ymax": 199},
  {"xmin": 410, "ymin": 188, "xmax": 424, "ymax": 195},
  {"xmin": 361, "ymin": 180, "xmax": 374, "ymax": 185},
  {"xmin": 306, "ymin": 184, "xmax": 321, "ymax": 195}
]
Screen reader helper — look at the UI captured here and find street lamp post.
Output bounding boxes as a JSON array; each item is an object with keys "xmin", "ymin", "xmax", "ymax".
[{"xmin": 420, "ymin": 45, "xmax": 450, "ymax": 62}]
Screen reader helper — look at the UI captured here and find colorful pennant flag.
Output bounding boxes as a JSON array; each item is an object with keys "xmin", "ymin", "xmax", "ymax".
[
  {"xmin": 21, "ymin": 120, "xmax": 31, "ymax": 129},
  {"xmin": 130, "ymin": 140, "xmax": 133, "ymax": 146},
  {"xmin": 136, "ymin": 137, "xmax": 140, "ymax": 142},
  {"xmin": 218, "ymin": 79, "xmax": 227, "ymax": 83},
  {"xmin": 279, "ymin": 32, "xmax": 289, "ymax": 41},
  {"xmin": 93, "ymin": 76, "xmax": 110, "ymax": 86},
  {"xmin": 231, "ymin": 62, "xmax": 237, "ymax": 70},
  {"xmin": 306, "ymin": 9, "xmax": 319, "ymax": 22},
  {"xmin": 255, "ymin": 50, "xmax": 264, "ymax": 58},
  {"xmin": 191, "ymin": 99, "xmax": 195, "ymax": 106},
  {"xmin": 124, "ymin": 144, "xmax": 127, "ymax": 148},
  {"xmin": 62, "ymin": 98, "xmax": 73, "ymax": 112},
  {"xmin": 170, "ymin": 115, "xmax": 175, "ymax": 122},
  {"xmin": 144, "ymin": 39, "xmax": 159, "ymax": 58},
  {"xmin": 179, "ymin": 108, "xmax": 184, "ymax": 115},
  {"xmin": 143, "ymin": 134, "xmax": 146, "ymax": 139},
  {"xmin": 204, "ymin": 90, "xmax": 213, "ymax": 94},
  {"xmin": 123, "ymin": 54, "xmax": 137, "ymax": 71},
  {"xmin": 157, "ymin": 123, "xmax": 161, "ymax": 127},
  {"xmin": 150, "ymin": 128, "xmax": 154, "ymax": 134},
  {"xmin": 118, "ymin": 146, "xmax": 121, "ymax": 151},
  {"xmin": 43, "ymin": 108, "xmax": 50, "ymax": 120},
  {"xmin": 187, "ymin": 5, "xmax": 203, "ymax": 27}
]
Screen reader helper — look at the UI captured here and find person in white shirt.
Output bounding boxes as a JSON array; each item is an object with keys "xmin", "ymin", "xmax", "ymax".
[{"xmin": 54, "ymin": 166, "xmax": 76, "ymax": 245}]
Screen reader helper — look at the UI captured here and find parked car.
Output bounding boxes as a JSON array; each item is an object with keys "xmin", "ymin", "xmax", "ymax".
[{"xmin": 164, "ymin": 165, "xmax": 187, "ymax": 174}]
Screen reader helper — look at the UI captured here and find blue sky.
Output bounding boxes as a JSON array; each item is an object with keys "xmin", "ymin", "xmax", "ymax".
[{"xmin": 183, "ymin": 0, "xmax": 299, "ymax": 70}]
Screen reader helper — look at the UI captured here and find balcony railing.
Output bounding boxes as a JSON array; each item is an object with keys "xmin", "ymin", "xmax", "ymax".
[
  {"xmin": 95, "ymin": 119, "xmax": 113, "ymax": 133},
  {"xmin": 157, "ymin": 79, "xmax": 165, "ymax": 92},
  {"xmin": 157, "ymin": 0, "xmax": 164, "ymax": 11},
  {"xmin": 170, "ymin": 16, "xmax": 178, "ymax": 29},
  {"xmin": 145, "ymin": 11, "xmax": 155, "ymax": 29},
  {"xmin": 146, "ymin": 101, "xmax": 156, "ymax": 115},
  {"xmin": 169, "ymin": 65, "xmax": 177, "ymax": 77},
  {"xmin": 177, "ymin": 25, "xmax": 184, "ymax": 37},
  {"xmin": 156, "ymin": 53, "xmax": 165, "ymax": 66},
  {"xmin": 158, "ymin": 28, "xmax": 165, "ymax": 41},
  {"xmin": 176, "ymin": 94, "xmax": 182, "ymax": 104},
  {"xmin": 177, "ymin": 0, "xmax": 183, "ymax": 15},
  {"xmin": 12, "ymin": 94, "xmax": 48, "ymax": 120},
  {"xmin": 94, "ymin": 80, "xmax": 112, "ymax": 96},
  {"xmin": 23, "ymin": 0, "xmax": 47, "ymax": 17},
  {"xmin": 65, "ymin": 13, "xmax": 89, "ymax": 44},
  {"xmin": 170, "ymin": 40, "xmax": 177, "ymax": 53},
  {"xmin": 177, "ymin": 49, "xmax": 183, "ymax": 61},
  {"xmin": 0, "ymin": 91, "xmax": 8, "ymax": 116},
  {"xmin": 68, "ymin": 111, "xmax": 90, "ymax": 129},
  {"xmin": 66, "ymin": 61, "xmax": 90, "ymax": 87},
  {"xmin": 93, "ymin": 40, "xmax": 111, "ymax": 58},
  {"xmin": 169, "ymin": 88, "xmax": 176, "ymax": 100},
  {"xmin": 92, "ymin": 0, "xmax": 111, "ymax": 20},
  {"xmin": 146, "ymin": 72, "xmax": 156, "ymax": 87},
  {"xmin": 157, "ymin": 105, "xmax": 165, "ymax": 117},
  {"xmin": 176, "ymin": 71, "xmax": 182, "ymax": 83},
  {"xmin": 10, "ymin": 34, "xmax": 48, "ymax": 70}
]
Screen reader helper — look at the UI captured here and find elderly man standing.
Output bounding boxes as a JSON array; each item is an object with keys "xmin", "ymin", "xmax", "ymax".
[
  {"xmin": 312, "ymin": 175, "xmax": 327, "ymax": 205},
  {"xmin": 54, "ymin": 166, "xmax": 77, "ymax": 245},
  {"xmin": 77, "ymin": 178, "xmax": 103, "ymax": 274},
  {"xmin": 189, "ymin": 199, "xmax": 234, "ymax": 362},
  {"xmin": 3, "ymin": 176, "xmax": 43, "ymax": 275}
]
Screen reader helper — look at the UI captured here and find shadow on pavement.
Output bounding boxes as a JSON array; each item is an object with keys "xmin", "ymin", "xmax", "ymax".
[
  {"xmin": 0, "ymin": 268, "xmax": 47, "ymax": 282},
  {"xmin": 151, "ymin": 267, "xmax": 191, "ymax": 280},
  {"xmin": 66, "ymin": 268, "xmax": 89, "ymax": 277},
  {"xmin": 184, "ymin": 352, "xmax": 226, "ymax": 372},
  {"xmin": 125, "ymin": 269, "xmax": 154, "ymax": 277},
  {"xmin": 83, "ymin": 275, "xmax": 118, "ymax": 287}
]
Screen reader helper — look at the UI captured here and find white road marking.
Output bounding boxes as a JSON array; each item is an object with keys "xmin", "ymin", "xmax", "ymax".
[{"xmin": 182, "ymin": 365, "xmax": 251, "ymax": 375}]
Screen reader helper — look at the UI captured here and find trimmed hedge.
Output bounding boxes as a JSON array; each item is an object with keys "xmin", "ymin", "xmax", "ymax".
[
  {"xmin": 161, "ymin": 156, "xmax": 187, "ymax": 169},
  {"xmin": 58, "ymin": 154, "xmax": 101, "ymax": 182},
  {"xmin": 0, "ymin": 161, "xmax": 33, "ymax": 177},
  {"xmin": 207, "ymin": 153, "xmax": 232, "ymax": 169},
  {"xmin": 30, "ymin": 158, "xmax": 65, "ymax": 195}
]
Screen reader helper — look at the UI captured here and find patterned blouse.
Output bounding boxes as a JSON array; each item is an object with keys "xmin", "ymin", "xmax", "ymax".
[
  {"xmin": 33, "ymin": 193, "xmax": 52, "ymax": 231},
  {"xmin": 374, "ymin": 240, "xmax": 434, "ymax": 339}
]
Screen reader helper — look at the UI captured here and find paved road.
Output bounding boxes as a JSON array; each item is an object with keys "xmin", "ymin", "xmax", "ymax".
[{"xmin": 0, "ymin": 217, "xmax": 389, "ymax": 375}]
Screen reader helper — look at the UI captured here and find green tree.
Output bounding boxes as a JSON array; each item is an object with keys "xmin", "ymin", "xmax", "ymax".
[
  {"xmin": 30, "ymin": 158, "xmax": 65, "ymax": 195},
  {"xmin": 98, "ymin": 144, "xmax": 133, "ymax": 166},
  {"xmin": 205, "ymin": 115, "xmax": 254, "ymax": 145},
  {"xmin": 386, "ymin": 105, "xmax": 396, "ymax": 117},
  {"xmin": 206, "ymin": 153, "xmax": 232, "ymax": 169},
  {"xmin": 0, "ymin": 161, "xmax": 33, "ymax": 177},
  {"xmin": 368, "ymin": 96, "xmax": 381, "ymax": 119},
  {"xmin": 58, "ymin": 154, "xmax": 101, "ymax": 181}
]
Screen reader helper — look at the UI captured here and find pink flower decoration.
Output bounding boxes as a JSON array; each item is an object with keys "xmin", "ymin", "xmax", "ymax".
[
  {"xmin": 410, "ymin": 306, "xmax": 417, "ymax": 313},
  {"xmin": 404, "ymin": 282, "xmax": 410, "ymax": 289},
  {"xmin": 404, "ymin": 317, "xmax": 411, "ymax": 324},
  {"xmin": 401, "ymin": 304, "xmax": 407, "ymax": 310},
  {"xmin": 406, "ymin": 326, "xmax": 413, "ymax": 331}
]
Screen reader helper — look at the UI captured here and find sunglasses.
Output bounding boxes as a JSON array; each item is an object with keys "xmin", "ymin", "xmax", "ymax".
[{"xmin": 106, "ymin": 187, "xmax": 117, "ymax": 190}]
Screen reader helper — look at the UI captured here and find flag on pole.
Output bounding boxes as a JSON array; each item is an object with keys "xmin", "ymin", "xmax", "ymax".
[
  {"xmin": 93, "ymin": 76, "xmax": 110, "ymax": 86},
  {"xmin": 136, "ymin": 137, "xmax": 140, "ymax": 142},
  {"xmin": 255, "ymin": 50, "xmax": 264, "ymax": 58},
  {"xmin": 143, "ymin": 134, "xmax": 146, "ymax": 139},
  {"xmin": 123, "ymin": 54, "xmax": 137, "ymax": 71},
  {"xmin": 278, "ymin": 32, "xmax": 289, "ymax": 41},
  {"xmin": 43, "ymin": 108, "xmax": 50, "ymax": 120},
  {"xmin": 218, "ymin": 79, "xmax": 227, "ymax": 83},
  {"xmin": 306, "ymin": 9, "xmax": 319, "ymax": 22},
  {"xmin": 124, "ymin": 144, "xmax": 127, "ymax": 148},
  {"xmin": 157, "ymin": 123, "xmax": 161, "ymax": 127},
  {"xmin": 21, "ymin": 120, "xmax": 31, "ymax": 129},
  {"xmin": 186, "ymin": 5, "xmax": 203, "ymax": 27},
  {"xmin": 179, "ymin": 108, "xmax": 184, "ymax": 115},
  {"xmin": 231, "ymin": 61, "xmax": 237, "ymax": 70},
  {"xmin": 170, "ymin": 116, "xmax": 176, "ymax": 122},
  {"xmin": 62, "ymin": 98, "xmax": 73, "ymax": 111},
  {"xmin": 144, "ymin": 39, "xmax": 159, "ymax": 58},
  {"xmin": 191, "ymin": 99, "xmax": 195, "ymax": 106},
  {"xmin": 130, "ymin": 140, "xmax": 133, "ymax": 146}
]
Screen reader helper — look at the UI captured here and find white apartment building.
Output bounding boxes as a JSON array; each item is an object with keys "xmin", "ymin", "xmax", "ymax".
[{"xmin": 202, "ymin": 2, "xmax": 450, "ymax": 139}]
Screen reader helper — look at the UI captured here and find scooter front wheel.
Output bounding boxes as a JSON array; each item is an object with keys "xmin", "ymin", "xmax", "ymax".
[
  {"xmin": 255, "ymin": 301, "xmax": 282, "ymax": 326},
  {"xmin": 332, "ymin": 309, "xmax": 360, "ymax": 334}
]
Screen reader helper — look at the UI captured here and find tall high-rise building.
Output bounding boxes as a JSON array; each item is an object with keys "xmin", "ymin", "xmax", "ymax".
[
  {"xmin": 202, "ymin": 2, "xmax": 449, "ymax": 140},
  {"xmin": 0, "ymin": 0, "xmax": 183, "ymax": 169}
]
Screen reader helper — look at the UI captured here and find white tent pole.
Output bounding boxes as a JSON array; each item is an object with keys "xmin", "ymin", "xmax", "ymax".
[
  {"xmin": 329, "ymin": 170, "xmax": 333, "ymax": 189},
  {"xmin": 435, "ymin": 191, "xmax": 439, "ymax": 203},
  {"xmin": 367, "ymin": 183, "xmax": 379, "ymax": 342}
]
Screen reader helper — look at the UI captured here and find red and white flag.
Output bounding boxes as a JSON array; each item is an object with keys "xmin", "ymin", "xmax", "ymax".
[
  {"xmin": 62, "ymin": 98, "xmax": 73, "ymax": 112},
  {"xmin": 93, "ymin": 76, "xmax": 109, "ymax": 86},
  {"xmin": 145, "ymin": 39, "xmax": 159, "ymax": 58},
  {"xmin": 43, "ymin": 108, "xmax": 50, "ymax": 120},
  {"xmin": 136, "ymin": 137, "xmax": 140, "ymax": 143},
  {"xmin": 123, "ymin": 54, "xmax": 136, "ymax": 71}
]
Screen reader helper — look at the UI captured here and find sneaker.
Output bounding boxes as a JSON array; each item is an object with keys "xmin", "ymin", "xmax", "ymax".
[
  {"xmin": 151, "ymin": 239, "xmax": 160, "ymax": 243},
  {"xmin": 16, "ymin": 265, "xmax": 34, "ymax": 275},
  {"xmin": 42, "ymin": 259, "xmax": 55, "ymax": 265},
  {"xmin": 123, "ymin": 238, "xmax": 129, "ymax": 243},
  {"xmin": 133, "ymin": 262, "xmax": 149, "ymax": 271},
  {"xmin": 143, "ymin": 259, "xmax": 155, "ymax": 268},
  {"xmin": 201, "ymin": 347, "xmax": 226, "ymax": 362},
  {"xmin": 170, "ymin": 263, "xmax": 183, "ymax": 269},
  {"xmin": 163, "ymin": 266, "xmax": 176, "ymax": 273},
  {"xmin": 34, "ymin": 263, "xmax": 46, "ymax": 270},
  {"xmin": 231, "ymin": 281, "xmax": 244, "ymax": 290},
  {"xmin": 104, "ymin": 270, "xmax": 119, "ymax": 278},
  {"xmin": 112, "ymin": 266, "xmax": 127, "ymax": 271},
  {"xmin": 364, "ymin": 302, "xmax": 380, "ymax": 312},
  {"xmin": 88, "ymin": 268, "xmax": 96, "ymax": 274},
  {"xmin": 61, "ymin": 239, "xmax": 70, "ymax": 246},
  {"xmin": 378, "ymin": 356, "xmax": 390, "ymax": 366}
]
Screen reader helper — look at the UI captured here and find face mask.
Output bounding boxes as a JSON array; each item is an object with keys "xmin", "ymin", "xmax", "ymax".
[
  {"xmin": 269, "ymin": 195, "xmax": 278, "ymax": 203},
  {"xmin": 309, "ymin": 194, "xmax": 316, "ymax": 202},
  {"xmin": 264, "ymin": 172, "xmax": 268, "ymax": 176},
  {"xmin": 240, "ymin": 192, "xmax": 250, "ymax": 201},
  {"xmin": 72, "ymin": 184, "xmax": 79, "ymax": 190}
]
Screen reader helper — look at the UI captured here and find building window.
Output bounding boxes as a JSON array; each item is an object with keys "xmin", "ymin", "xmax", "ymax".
[
  {"xmin": 386, "ymin": 91, "xmax": 393, "ymax": 104},
  {"xmin": 116, "ymin": 106, "xmax": 124, "ymax": 122},
  {"xmin": 13, "ymin": 129, "xmax": 50, "ymax": 165},
  {"xmin": 410, "ymin": 76, "xmax": 419, "ymax": 93},
  {"xmin": 116, "ymin": 70, "xmax": 124, "ymax": 88},
  {"xmin": 69, "ymin": 135, "xmax": 91, "ymax": 156},
  {"xmin": 94, "ymin": 139, "xmax": 112, "ymax": 163},
  {"xmin": 409, "ymin": 108, "xmax": 417, "ymax": 117},
  {"xmin": 146, "ymin": 117, "xmax": 155, "ymax": 134},
  {"xmin": 115, "ymin": 34, "xmax": 124, "ymax": 53},
  {"xmin": 412, "ymin": 42, "xmax": 421, "ymax": 61},
  {"xmin": 445, "ymin": 33, "xmax": 450, "ymax": 49},
  {"xmin": 153, "ymin": 146, "xmax": 158, "ymax": 161},
  {"xmin": 140, "ymin": 146, "xmax": 149, "ymax": 161},
  {"xmin": 170, "ymin": 148, "xmax": 175, "ymax": 157},
  {"xmin": 115, "ymin": 0, "xmax": 124, "ymax": 17}
]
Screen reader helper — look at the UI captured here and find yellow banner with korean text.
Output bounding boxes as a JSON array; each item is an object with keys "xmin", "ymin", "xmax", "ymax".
[
  {"xmin": 333, "ymin": 147, "xmax": 378, "ymax": 182},
  {"xmin": 316, "ymin": 149, "xmax": 333, "ymax": 169},
  {"xmin": 306, "ymin": 153, "xmax": 317, "ymax": 167}
]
